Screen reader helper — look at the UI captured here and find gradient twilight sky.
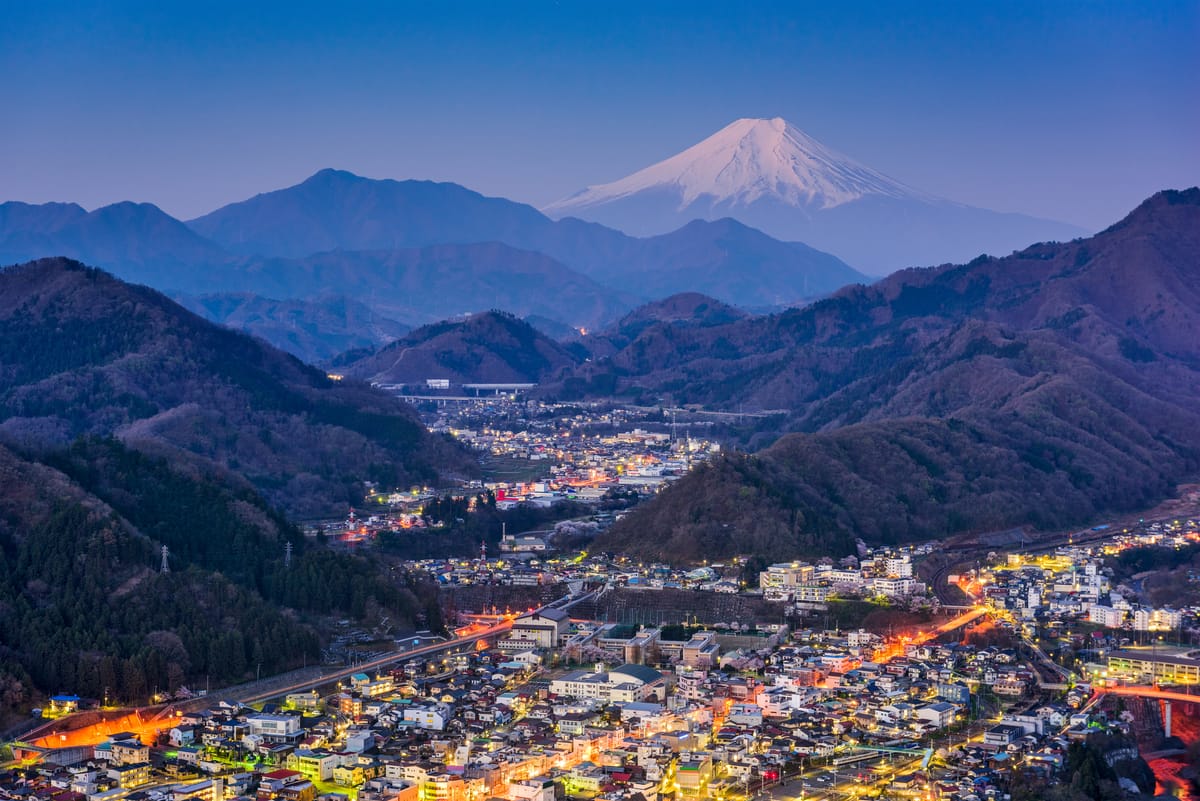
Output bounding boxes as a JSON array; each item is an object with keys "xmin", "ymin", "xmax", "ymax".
[{"xmin": 1, "ymin": 1, "xmax": 1196, "ymax": 230}]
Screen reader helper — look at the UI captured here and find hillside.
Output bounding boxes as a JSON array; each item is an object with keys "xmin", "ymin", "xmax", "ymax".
[
  {"xmin": 343, "ymin": 311, "xmax": 581, "ymax": 385},
  {"xmin": 0, "ymin": 259, "xmax": 474, "ymax": 714},
  {"xmin": 593, "ymin": 189, "xmax": 1200, "ymax": 562},
  {"xmin": 0, "ymin": 258, "xmax": 475, "ymax": 517},
  {"xmin": 203, "ymin": 242, "xmax": 636, "ymax": 333},
  {"xmin": 615, "ymin": 291, "xmax": 748, "ymax": 334},
  {"xmin": 578, "ymin": 293, "xmax": 751, "ymax": 363},
  {"xmin": 176, "ymin": 292, "xmax": 411, "ymax": 364},
  {"xmin": 0, "ymin": 432, "xmax": 448, "ymax": 718},
  {"xmin": 0, "ymin": 438, "xmax": 316, "ymax": 717},
  {"xmin": 188, "ymin": 168, "xmax": 554, "ymax": 258}
]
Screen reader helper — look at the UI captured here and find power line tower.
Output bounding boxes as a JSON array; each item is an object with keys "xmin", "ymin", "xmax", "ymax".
[
  {"xmin": 160, "ymin": 545, "xmax": 170, "ymax": 573},
  {"xmin": 284, "ymin": 541, "xmax": 293, "ymax": 568}
]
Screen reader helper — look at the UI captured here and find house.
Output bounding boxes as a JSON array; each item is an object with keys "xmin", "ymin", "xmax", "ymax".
[
  {"xmin": 563, "ymin": 762, "xmax": 606, "ymax": 796},
  {"xmin": 401, "ymin": 703, "xmax": 451, "ymax": 731},
  {"xmin": 509, "ymin": 777, "xmax": 556, "ymax": 801},
  {"xmin": 727, "ymin": 704, "xmax": 764, "ymax": 728},
  {"xmin": 993, "ymin": 676, "xmax": 1027, "ymax": 697},
  {"xmin": 983, "ymin": 725, "xmax": 1025, "ymax": 748},
  {"xmin": 345, "ymin": 729, "xmax": 376, "ymax": 753},
  {"xmin": 258, "ymin": 769, "xmax": 315, "ymax": 801},
  {"xmin": 287, "ymin": 750, "xmax": 339, "ymax": 782},
  {"xmin": 550, "ymin": 664, "xmax": 665, "ymax": 703},
  {"xmin": 174, "ymin": 779, "xmax": 224, "ymax": 801},
  {"xmin": 246, "ymin": 713, "xmax": 303, "ymax": 743},
  {"xmin": 107, "ymin": 762, "xmax": 151, "ymax": 789},
  {"xmin": 682, "ymin": 632, "xmax": 720, "ymax": 668},
  {"xmin": 676, "ymin": 755, "xmax": 714, "ymax": 798},
  {"xmin": 105, "ymin": 736, "xmax": 149, "ymax": 767},
  {"xmin": 169, "ymin": 726, "xmax": 197, "ymax": 747},
  {"xmin": 287, "ymin": 691, "xmax": 323, "ymax": 712},
  {"xmin": 509, "ymin": 609, "xmax": 571, "ymax": 649},
  {"xmin": 48, "ymin": 695, "xmax": 81, "ymax": 715},
  {"xmin": 914, "ymin": 702, "xmax": 957, "ymax": 729}
]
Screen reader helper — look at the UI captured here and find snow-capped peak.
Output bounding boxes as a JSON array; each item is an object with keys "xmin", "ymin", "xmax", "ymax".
[{"xmin": 546, "ymin": 117, "xmax": 927, "ymax": 215}]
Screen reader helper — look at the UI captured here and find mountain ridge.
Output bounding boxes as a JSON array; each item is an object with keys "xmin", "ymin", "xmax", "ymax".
[
  {"xmin": 587, "ymin": 188, "xmax": 1200, "ymax": 562},
  {"xmin": 186, "ymin": 168, "xmax": 868, "ymax": 306},
  {"xmin": 1, "ymin": 171, "xmax": 866, "ymax": 351}
]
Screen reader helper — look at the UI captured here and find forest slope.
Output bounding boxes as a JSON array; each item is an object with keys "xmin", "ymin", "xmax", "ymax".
[
  {"xmin": 0, "ymin": 258, "xmax": 475, "ymax": 517},
  {"xmin": 594, "ymin": 190, "xmax": 1200, "ymax": 562}
]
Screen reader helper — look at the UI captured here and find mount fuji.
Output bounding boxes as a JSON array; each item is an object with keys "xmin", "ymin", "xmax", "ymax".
[{"xmin": 545, "ymin": 117, "xmax": 1087, "ymax": 274}]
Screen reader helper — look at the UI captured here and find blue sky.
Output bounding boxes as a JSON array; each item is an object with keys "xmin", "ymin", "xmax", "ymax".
[{"xmin": 1, "ymin": 0, "xmax": 1196, "ymax": 229}]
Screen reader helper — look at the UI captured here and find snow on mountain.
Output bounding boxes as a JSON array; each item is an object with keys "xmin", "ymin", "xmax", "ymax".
[
  {"xmin": 544, "ymin": 117, "xmax": 1087, "ymax": 274},
  {"xmin": 546, "ymin": 117, "xmax": 929, "ymax": 216}
]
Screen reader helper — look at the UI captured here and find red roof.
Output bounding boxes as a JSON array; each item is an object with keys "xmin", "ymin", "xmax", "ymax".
[{"xmin": 264, "ymin": 769, "xmax": 302, "ymax": 779}]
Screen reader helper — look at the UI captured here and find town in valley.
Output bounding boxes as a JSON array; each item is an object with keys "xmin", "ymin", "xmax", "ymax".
[{"xmin": 7, "ymin": 458, "xmax": 1200, "ymax": 801}]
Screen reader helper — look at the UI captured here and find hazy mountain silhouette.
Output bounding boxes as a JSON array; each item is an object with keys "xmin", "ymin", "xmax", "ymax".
[{"xmin": 186, "ymin": 168, "xmax": 867, "ymax": 308}]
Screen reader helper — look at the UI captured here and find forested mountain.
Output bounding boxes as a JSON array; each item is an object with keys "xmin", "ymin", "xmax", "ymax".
[
  {"xmin": 0, "ymin": 259, "xmax": 470, "ymax": 716},
  {"xmin": 196, "ymin": 243, "xmax": 637, "ymax": 334},
  {"xmin": 593, "ymin": 189, "xmax": 1200, "ymax": 562},
  {"xmin": 175, "ymin": 292, "xmax": 411, "ymax": 364},
  {"xmin": 342, "ymin": 311, "xmax": 581, "ymax": 385},
  {"xmin": 0, "ymin": 258, "xmax": 474, "ymax": 518},
  {"xmin": 0, "ymin": 436, "xmax": 445, "ymax": 719}
]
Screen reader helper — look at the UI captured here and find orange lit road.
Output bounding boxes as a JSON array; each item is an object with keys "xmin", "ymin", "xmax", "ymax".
[
  {"xmin": 18, "ymin": 619, "xmax": 516, "ymax": 754},
  {"xmin": 932, "ymin": 606, "xmax": 988, "ymax": 635},
  {"xmin": 872, "ymin": 606, "xmax": 988, "ymax": 662},
  {"xmin": 236, "ymin": 619, "xmax": 515, "ymax": 705}
]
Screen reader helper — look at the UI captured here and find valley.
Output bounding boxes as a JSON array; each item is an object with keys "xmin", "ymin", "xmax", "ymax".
[{"xmin": 0, "ymin": 27, "xmax": 1196, "ymax": 798}]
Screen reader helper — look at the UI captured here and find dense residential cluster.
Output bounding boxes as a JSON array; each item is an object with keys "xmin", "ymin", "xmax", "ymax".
[
  {"xmin": 970, "ymin": 518, "xmax": 1200, "ymax": 683},
  {"xmin": 758, "ymin": 546, "xmax": 936, "ymax": 606},
  {"xmin": 417, "ymin": 396, "xmax": 721, "ymax": 504},
  {"xmin": 450, "ymin": 432, "xmax": 718, "ymax": 507},
  {"xmin": 8, "ymin": 514, "xmax": 1200, "ymax": 801},
  {"xmin": 404, "ymin": 551, "xmax": 750, "ymax": 592},
  {"xmin": 2, "ymin": 597, "xmax": 1137, "ymax": 801}
]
